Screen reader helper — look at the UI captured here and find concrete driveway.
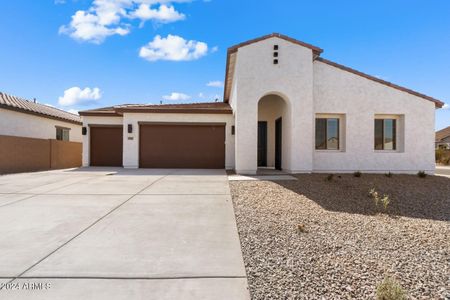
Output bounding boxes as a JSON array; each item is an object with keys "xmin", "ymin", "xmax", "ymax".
[{"xmin": 0, "ymin": 168, "xmax": 249, "ymax": 300}]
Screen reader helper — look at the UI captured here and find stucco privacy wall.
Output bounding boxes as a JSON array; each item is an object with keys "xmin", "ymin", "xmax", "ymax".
[
  {"xmin": 122, "ymin": 113, "xmax": 235, "ymax": 169},
  {"xmin": 0, "ymin": 108, "xmax": 82, "ymax": 142},
  {"xmin": 233, "ymin": 37, "xmax": 314, "ymax": 174},
  {"xmin": 82, "ymin": 116, "xmax": 123, "ymax": 167},
  {"xmin": 0, "ymin": 135, "xmax": 81, "ymax": 174},
  {"xmin": 313, "ymin": 60, "xmax": 436, "ymax": 173}
]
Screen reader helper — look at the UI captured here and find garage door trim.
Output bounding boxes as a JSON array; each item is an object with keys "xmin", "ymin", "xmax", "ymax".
[
  {"xmin": 138, "ymin": 121, "xmax": 227, "ymax": 126},
  {"xmin": 88, "ymin": 124, "xmax": 124, "ymax": 128}
]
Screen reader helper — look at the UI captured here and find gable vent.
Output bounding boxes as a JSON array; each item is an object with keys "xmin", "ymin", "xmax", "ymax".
[{"xmin": 273, "ymin": 45, "xmax": 279, "ymax": 64}]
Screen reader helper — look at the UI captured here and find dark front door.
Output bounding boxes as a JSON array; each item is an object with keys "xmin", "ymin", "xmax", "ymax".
[
  {"xmin": 257, "ymin": 121, "xmax": 267, "ymax": 167},
  {"xmin": 275, "ymin": 117, "xmax": 282, "ymax": 170}
]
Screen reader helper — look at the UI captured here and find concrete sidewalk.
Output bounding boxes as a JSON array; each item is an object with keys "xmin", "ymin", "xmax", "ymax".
[
  {"xmin": 436, "ymin": 165, "xmax": 450, "ymax": 177},
  {"xmin": 0, "ymin": 168, "xmax": 250, "ymax": 300}
]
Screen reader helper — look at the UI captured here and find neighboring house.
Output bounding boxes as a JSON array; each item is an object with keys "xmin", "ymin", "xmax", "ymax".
[
  {"xmin": 80, "ymin": 33, "xmax": 444, "ymax": 174},
  {"xmin": 0, "ymin": 92, "xmax": 82, "ymax": 142},
  {"xmin": 0, "ymin": 92, "xmax": 83, "ymax": 174},
  {"xmin": 436, "ymin": 126, "xmax": 450, "ymax": 149}
]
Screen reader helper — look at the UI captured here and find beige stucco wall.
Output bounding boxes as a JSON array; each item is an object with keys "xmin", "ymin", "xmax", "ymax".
[
  {"xmin": 81, "ymin": 116, "xmax": 124, "ymax": 167},
  {"xmin": 0, "ymin": 108, "xmax": 82, "ymax": 142},
  {"xmin": 232, "ymin": 36, "xmax": 314, "ymax": 174},
  {"xmin": 313, "ymin": 60, "xmax": 436, "ymax": 173},
  {"xmin": 122, "ymin": 113, "xmax": 235, "ymax": 169}
]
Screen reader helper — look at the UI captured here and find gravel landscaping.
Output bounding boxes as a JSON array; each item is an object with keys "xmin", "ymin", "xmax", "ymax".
[{"xmin": 230, "ymin": 174, "xmax": 450, "ymax": 299}]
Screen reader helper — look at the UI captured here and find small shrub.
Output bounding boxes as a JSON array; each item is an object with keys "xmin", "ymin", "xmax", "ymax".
[
  {"xmin": 369, "ymin": 188, "xmax": 390, "ymax": 212},
  {"xmin": 369, "ymin": 188, "xmax": 379, "ymax": 207},
  {"xmin": 353, "ymin": 171, "xmax": 362, "ymax": 177},
  {"xmin": 380, "ymin": 194, "xmax": 390, "ymax": 210},
  {"xmin": 297, "ymin": 223, "xmax": 307, "ymax": 233},
  {"xmin": 385, "ymin": 172, "xmax": 393, "ymax": 178},
  {"xmin": 435, "ymin": 148, "xmax": 444, "ymax": 161},
  {"xmin": 376, "ymin": 276, "xmax": 407, "ymax": 300},
  {"xmin": 443, "ymin": 157, "xmax": 450, "ymax": 165},
  {"xmin": 326, "ymin": 174, "xmax": 334, "ymax": 181},
  {"xmin": 417, "ymin": 171, "xmax": 427, "ymax": 178}
]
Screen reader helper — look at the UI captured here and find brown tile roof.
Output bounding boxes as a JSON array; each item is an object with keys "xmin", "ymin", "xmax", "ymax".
[
  {"xmin": 0, "ymin": 92, "xmax": 82, "ymax": 125},
  {"xmin": 227, "ymin": 33, "xmax": 323, "ymax": 56},
  {"xmin": 316, "ymin": 58, "xmax": 444, "ymax": 108},
  {"xmin": 436, "ymin": 126, "xmax": 450, "ymax": 142},
  {"xmin": 223, "ymin": 33, "xmax": 444, "ymax": 109},
  {"xmin": 77, "ymin": 105, "xmax": 119, "ymax": 116},
  {"xmin": 79, "ymin": 102, "xmax": 233, "ymax": 116}
]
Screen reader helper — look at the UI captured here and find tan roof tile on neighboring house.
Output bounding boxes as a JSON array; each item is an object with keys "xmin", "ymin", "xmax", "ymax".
[
  {"xmin": 0, "ymin": 92, "xmax": 82, "ymax": 124},
  {"xmin": 79, "ymin": 102, "xmax": 233, "ymax": 116},
  {"xmin": 436, "ymin": 126, "xmax": 450, "ymax": 142}
]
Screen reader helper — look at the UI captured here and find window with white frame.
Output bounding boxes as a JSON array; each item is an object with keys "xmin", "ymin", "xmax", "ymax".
[
  {"xmin": 56, "ymin": 127, "xmax": 70, "ymax": 141},
  {"xmin": 374, "ymin": 118, "xmax": 397, "ymax": 150},
  {"xmin": 315, "ymin": 118, "xmax": 340, "ymax": 150}
]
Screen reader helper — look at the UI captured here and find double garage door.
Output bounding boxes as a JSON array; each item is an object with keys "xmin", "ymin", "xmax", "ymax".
[{"xmin": 90, "ymin": 124, "xmax": 225, "ymax": 169}]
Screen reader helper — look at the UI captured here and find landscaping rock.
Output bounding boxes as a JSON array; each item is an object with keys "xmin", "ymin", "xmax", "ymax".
[{"xmin": 230, "ymin": 174, "xmax": 450, "ymax": 299}]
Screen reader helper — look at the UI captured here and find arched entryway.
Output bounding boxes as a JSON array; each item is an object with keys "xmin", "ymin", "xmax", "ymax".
[{"xmin": 257, "ymin": 94, "xmax": 289, "ymax": 170}]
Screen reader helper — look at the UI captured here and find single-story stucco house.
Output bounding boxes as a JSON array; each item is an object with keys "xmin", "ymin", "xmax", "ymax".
[
  {"xmin": 79, "ymin": 33, "xmax": 444, "ymax": 174},
  {"xmin": 0, "ymin": 92, "xmax": 82, "ymax": 173},
  {"xmin": 436, "ymin": 126, "xmax": 450, "ymax": 149}
]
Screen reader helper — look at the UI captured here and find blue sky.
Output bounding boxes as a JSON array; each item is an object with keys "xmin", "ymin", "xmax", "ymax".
[{"xmin": 0, "ymin": 0, "xmax": 449, "ymax": 129}]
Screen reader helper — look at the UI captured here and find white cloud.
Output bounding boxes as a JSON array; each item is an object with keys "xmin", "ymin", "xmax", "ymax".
[
  {"xmin": 59, "ymin": 10, "xmax": 129, "ymax": 44},
  {"xmin": 139, "ymin": 34, "xmax": 208, "ymax": 62},
  {"xmin": 58, "ymin": 87, "xmax": 102, "ymax": 106},
  {"xmin": 198, "ymin": 92, "xmax": 205, "ymax": 98},
  {"xmin": 206, "ymin": 80, "xmax": 223, "ymax": 88},
  {"xmin": 67, "ymin": 109, "xmax": 80, "ymax": 115},
  {"xmin": 162, "ymin": 92, "xmax": 191, "ymax": 101},
  {"xmin": 443, "ymin": 103, "xmax": 449, "ymax": 109},
  {"xmin": 60, "ymin": 0, "xmax": 189, "ymax": 43},
  {"xmin": 131, "ymin": 4, "xmax": 185, "ymax": 26}
]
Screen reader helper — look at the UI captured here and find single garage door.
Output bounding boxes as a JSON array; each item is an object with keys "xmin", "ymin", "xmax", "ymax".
[
  {"xmin": 139, "ymin": 123, "xmax": 225, "ymax": 169},
  {"xmin": 90, "ymin": 126, "xmax": 123, "ymax": 166}
]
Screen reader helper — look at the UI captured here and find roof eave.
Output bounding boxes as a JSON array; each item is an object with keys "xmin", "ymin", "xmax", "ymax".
[
  {"xmin": 115, "ymin": 108, "xmax": 232, "ymax": 114},
  {"xmin": 315, "ymin": 58, "xmax": 444, "ymax": 108},
  {"xmin": 0, "ymin": 103, "xmax": 82, "ymax": 125},
  {"xmin": 78, "ymin": 111, "xmax": 121, "ymax": 117}
]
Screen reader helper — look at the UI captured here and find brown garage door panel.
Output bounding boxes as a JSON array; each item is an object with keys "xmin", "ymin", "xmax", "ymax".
[
  {"xmin": 139, "ymin": 124, "xmax": 225, "ymax": 169},
  {"xmin": 90, "ymin": 126, "xmax": 123, "ymax": 166}
]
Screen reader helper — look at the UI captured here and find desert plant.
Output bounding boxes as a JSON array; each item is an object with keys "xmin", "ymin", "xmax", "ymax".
[
  {"xmin": 369, "ymin": 188, "xmax": 390, "ymax": 212},
  {"xmin": 417, "ymin": 171, "xmax": 427, "ymax": 178},
  {"xmin": 385, "ymin": 172, "xmax": 393, "ymax": 178},
  {"xmin": 435, "ymin": 148, "xmax": 444, "ymax": 161},
  {"xmin": 443, "ymin": 157, "xmax": 450, "ymax": 165},
  {"xmin": 297, "ymin": 223, "xmax": 307, "ymax": 233},
  {"xmin": 380, "ymin": 194, "xmax": 390, "ymax": 211},
  {"xmin": 326, "ymin": 174, "xmax": 334, "ymax": 181},
  {"xmin": 353, "ymin": 171, "xmax": 362, "ymax": 177},
  {"xmin": 376, "ymin": 276, "xmax": 407, "ymax": 300},
  {"xmin": 369, "ymin": 188, "xmax": 379, "ymax": 207}
]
